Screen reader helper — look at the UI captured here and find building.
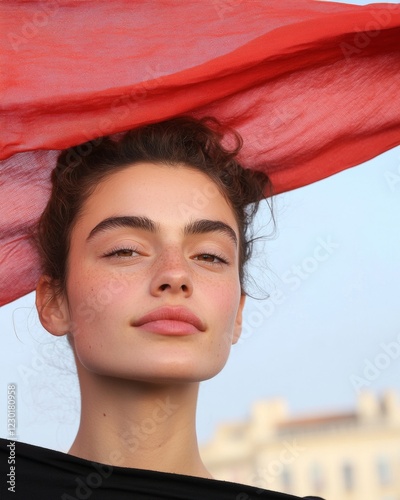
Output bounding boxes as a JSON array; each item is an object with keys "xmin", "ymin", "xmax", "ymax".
[{"xmin": 200, "ymin": 390, "xmax": 400, "ymax": 499}]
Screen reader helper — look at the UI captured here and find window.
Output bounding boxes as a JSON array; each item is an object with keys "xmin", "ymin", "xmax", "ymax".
[
  {"xmin": 376, "ymin": 456, "xmax": 392, "ymax": 486},
  {"xmin": 310, "ymin": 462, "xmax": 324, "ymax": 492},
  {"xmin": 342, "ymin": 462, "xmax": 355, "ymax": 492},
  {"xmin": 281, "ymin": 465, "xmax": 292, "ymax": 491}
]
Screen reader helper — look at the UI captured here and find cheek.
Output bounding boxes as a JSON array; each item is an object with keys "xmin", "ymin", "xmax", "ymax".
[
  {"xmin": 67, "ymin": 278, "xmax": 132, "ymax": 375},
  {"xmin": 206, "ymin": 278, "xmax": 242, "ymax": 348},
  {"xmin": 66, "ymin": 269, "xmax": 132, "ymax": 344},
  {"xmin": 211, "ymin": 274, "xmax": 241, "ymax": 317}
]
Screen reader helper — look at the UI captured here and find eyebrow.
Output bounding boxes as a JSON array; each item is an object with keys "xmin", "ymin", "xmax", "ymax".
[
  {"xmin": 87, "ymin": 215, "xmax": 238, "ymax": 247},
  {"xmin": 184, "ymin": 219, "xmax": 237, "ymax": 247}
]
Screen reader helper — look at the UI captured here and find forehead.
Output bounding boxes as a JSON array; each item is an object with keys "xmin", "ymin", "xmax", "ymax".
[{"xmin": 75, "ymin": 162, "xmax": 238, "ymax": 233}]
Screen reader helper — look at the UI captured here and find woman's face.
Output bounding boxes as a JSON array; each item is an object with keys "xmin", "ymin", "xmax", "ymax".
[{"xmin": 61, "ymin": 163, "xmax": 245, "ymax": 384}]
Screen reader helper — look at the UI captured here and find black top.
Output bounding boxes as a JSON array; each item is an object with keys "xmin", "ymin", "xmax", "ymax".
[{"xmin": 0, "ymin": 439, "xmax": 324, "ymax": 500}]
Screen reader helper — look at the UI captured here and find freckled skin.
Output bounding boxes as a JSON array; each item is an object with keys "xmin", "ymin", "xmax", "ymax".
[{"xmin": 63, "ymin": 163, "xmax": 245, "ymax": 384}]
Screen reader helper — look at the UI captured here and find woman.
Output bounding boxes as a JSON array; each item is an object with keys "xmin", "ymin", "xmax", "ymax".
[{"xmin": 0, "ymin": 117, "xmax": 323, "ymax": 499}]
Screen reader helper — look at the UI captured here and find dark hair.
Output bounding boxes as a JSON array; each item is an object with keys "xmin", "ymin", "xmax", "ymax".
[{"xmin": 36, "ymin": 116, "xmax": 272, "ymax": 295}]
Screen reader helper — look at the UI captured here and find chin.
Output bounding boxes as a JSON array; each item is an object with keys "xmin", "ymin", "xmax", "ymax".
[
  {"xmin": 124, "ymin": 361, "xmax": 229, "ymax": 385},
  {"xmin": 93, "ymin": 363, "xmax": 228, "ymax": 385},
  {"xmin": 74, "ymin": 345, "xmax": 231, "ymax": 384}
]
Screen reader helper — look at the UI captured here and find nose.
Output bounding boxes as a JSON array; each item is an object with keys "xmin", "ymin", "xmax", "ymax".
[{"xmin": 149, "ymin": 250, "xmax": 193, "ymax": 297}]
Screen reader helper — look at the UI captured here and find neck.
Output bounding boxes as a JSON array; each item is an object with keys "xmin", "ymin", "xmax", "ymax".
[{"xmin": 69, "ymin": 371, "xmax": 211, "ymax": 478}]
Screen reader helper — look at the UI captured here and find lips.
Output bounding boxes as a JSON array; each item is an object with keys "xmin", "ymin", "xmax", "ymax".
[{"xmin": 133, "ymin": 306, "xmax": 206, "ymax": 335}]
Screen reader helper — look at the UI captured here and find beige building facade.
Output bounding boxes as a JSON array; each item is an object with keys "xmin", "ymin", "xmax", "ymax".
[{"xmin": 200, "ymin": 391, "xmax": 400, "ymax": 499}]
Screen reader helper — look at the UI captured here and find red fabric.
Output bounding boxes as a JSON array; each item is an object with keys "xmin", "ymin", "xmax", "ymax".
[{"xmin": 1, "ymin": 1, "xmax": 400, "ymax": 306}]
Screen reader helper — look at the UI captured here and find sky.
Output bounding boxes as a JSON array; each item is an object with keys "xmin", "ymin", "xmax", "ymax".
[{"xmin": 1, "ymin": 0, "xmax": 399, "ymax": 452}]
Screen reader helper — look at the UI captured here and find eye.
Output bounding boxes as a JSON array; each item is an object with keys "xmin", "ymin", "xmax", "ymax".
[
  {"xmin": 102, "ymin": 247, "xmax": 140, "ymax": 259},
  {"xmin": 195, "ymin": 253, "xmax": 229, "ymax": 265}
]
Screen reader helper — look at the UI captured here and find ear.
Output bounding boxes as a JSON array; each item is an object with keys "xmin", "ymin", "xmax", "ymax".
[
  {"xmin": 35, "ymin": 275, "xmax": 71, "ymax": 337},
  {"xmin": 232, "ymin": 294, "xmax": 246, "ymax": 345}
]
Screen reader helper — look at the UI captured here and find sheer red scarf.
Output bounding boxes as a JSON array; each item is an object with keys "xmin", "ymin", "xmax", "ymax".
[{"xmin": 1, "ymin": 1, "xmax": 400, "ymax": 305}]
